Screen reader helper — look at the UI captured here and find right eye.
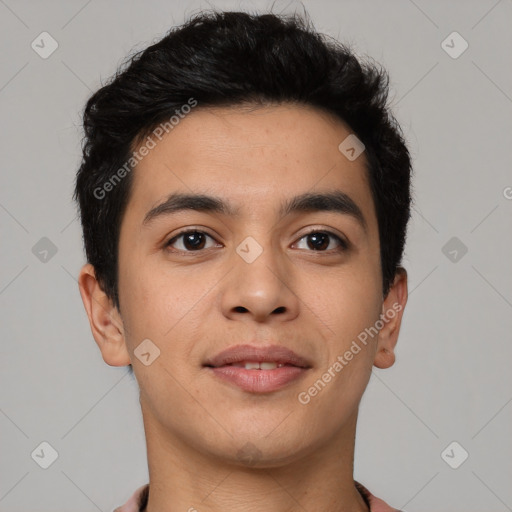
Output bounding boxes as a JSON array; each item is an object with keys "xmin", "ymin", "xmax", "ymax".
[{"xmin": 165, "ymin": 229, "xmax": 220, "ymax": 252}]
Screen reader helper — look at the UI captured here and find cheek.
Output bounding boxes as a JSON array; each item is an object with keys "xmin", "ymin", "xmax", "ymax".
[
  {"xmin": 302, "ymin": 262, "xmax": 381, "ymax": 340},
  {"xmin": 120, "ymin": 260, "xmax": 214, "ymax": 352},
  {"xmin": 118, "ymin": 260, "xmax": 172, "ymax": 345},
  {"xmin": 301, "ymin": 283, "xmax": 378, "ymax": 410},
  {"xmin": 309, "ymin": 265, "xmax": 381, "ymax": 405}
]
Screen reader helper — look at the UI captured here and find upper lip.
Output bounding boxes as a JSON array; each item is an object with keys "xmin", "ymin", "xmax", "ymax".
[{"xmin": 204, "ymin": 344, "xmax": 312, "ymax": 368}]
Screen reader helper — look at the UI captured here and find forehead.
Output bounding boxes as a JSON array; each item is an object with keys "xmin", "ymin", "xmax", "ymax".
[{"xmin": 122, "ymin": 103, "xmax": 376, "ymax": 229}]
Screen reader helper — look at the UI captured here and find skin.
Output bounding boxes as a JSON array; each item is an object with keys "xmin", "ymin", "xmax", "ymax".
[{"xmin": 78, "ymin": 103, "xmax": 408, "ymax": 512}]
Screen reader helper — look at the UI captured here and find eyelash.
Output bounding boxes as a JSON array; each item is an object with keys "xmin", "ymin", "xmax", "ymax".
[{"xmin": 164, "ymin": 228, "xmax": 349, "ymax": 254}]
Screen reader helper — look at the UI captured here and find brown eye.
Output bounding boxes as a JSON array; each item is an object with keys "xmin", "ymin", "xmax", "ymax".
[
  {"xmin": 166, "ymin": 230, "xmax": 217, "ymax": 252},
  {"xmin": 294, "ymin": 230, "xmax": 348, "ymax": 252}
]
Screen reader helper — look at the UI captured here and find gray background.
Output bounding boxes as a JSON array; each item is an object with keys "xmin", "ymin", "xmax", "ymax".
[{"xmin": 1, "ymin": 0, "xmax": 511, "ymax": 510}]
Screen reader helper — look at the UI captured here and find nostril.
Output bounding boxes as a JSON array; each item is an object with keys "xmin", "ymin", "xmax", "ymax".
[{"xmin": 233, "ymin": 306, "xmax": 248, "ymax": 313}]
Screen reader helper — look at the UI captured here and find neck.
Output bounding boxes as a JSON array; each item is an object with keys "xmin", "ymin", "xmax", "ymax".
[{"xmin": 140, "ymin": 401, "xmax": 369, "ymax": 512}]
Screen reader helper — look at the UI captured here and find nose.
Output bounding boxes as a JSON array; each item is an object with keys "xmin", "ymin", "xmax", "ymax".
[{"xmin": 220, "ymin": 241, "xmax": 300, "ymax": 324}]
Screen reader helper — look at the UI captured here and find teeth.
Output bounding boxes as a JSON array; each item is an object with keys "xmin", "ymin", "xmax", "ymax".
[
  {"xmin": 230, "ymin": 361, "xmax": 285, "ymax": 370},
  {"xmin": 260, "ymin": 362, "xmax": 278, "ymax": 370}
]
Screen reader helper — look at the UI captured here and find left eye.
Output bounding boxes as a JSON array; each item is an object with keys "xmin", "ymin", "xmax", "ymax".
[{"xmin": 294, "ymin": 230, "xmax": 347, "ymax": 252}]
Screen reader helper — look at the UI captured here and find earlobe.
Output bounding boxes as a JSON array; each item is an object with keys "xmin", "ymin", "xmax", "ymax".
[
  {"xmin": 373, "ymin": 268, "xmax": 408, "ymax": 369},
  {"xmin": 77, "ymin": 263, "xmax": 131, "ymax": 367}
]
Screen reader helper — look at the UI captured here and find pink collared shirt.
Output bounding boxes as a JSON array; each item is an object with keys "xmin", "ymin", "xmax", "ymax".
[{"xmin": 113, "ymin": 481, "xmax": 401, "ymax": 511}]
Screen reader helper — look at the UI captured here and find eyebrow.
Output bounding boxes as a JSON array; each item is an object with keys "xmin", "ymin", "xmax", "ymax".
[{"xmin": 142, "ymin": 190, "xmax": 367, "ymax": 232}]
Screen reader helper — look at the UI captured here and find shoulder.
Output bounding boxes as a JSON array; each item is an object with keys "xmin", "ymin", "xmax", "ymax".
[
  {"xmin": 355, "ymin": 481, "xmax": 403, "ymax": 512},
  {"xmin": 113, "ymin": 484, "xmax": 149, "ymax": 512}
]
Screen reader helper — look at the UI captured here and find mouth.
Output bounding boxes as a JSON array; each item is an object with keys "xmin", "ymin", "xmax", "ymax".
[
  {"xmin": 204, "ymin": 344, "xmax": 311, "ymax": 368},
  {"xmin": 203, "ymin": 344, "xmax": 312, "ymax": 393},
  {"xmin": 223, "ymin": 361, "xmax": 296, "ymax": 369}
]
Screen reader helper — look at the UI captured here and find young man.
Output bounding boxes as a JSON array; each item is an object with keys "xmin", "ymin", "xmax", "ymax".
[{"xmin": 74, "ymin": 10, "xmax": 411, "ymax": 512}]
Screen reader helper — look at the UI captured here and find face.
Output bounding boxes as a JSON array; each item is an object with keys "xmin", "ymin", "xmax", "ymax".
[{"xmin": 81, "ymin": 103, "xmax": 407, "ymax": 467}]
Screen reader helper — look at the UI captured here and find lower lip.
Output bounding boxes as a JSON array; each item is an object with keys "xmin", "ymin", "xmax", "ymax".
[{"xmin": 208, "ymin": 365, "xmax": 308, "ymax": 393}]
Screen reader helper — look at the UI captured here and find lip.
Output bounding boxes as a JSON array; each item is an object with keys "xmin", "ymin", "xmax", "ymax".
[
  {"xmin": 204, "ymin": 344, "xmax": 312, "ymax": 393},
  {"xmin": 204, "ymin": 344, "xmax": 311, "ymax": 368}
]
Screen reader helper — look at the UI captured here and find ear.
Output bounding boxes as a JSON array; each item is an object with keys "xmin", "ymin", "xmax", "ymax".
[
  {"xmin": 373, "ymin": 267, "xmax": 408, "ymax": 369},
  {"xmin": 77, "ymin": 263, "xmax": 131, "ymax": 367}
]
